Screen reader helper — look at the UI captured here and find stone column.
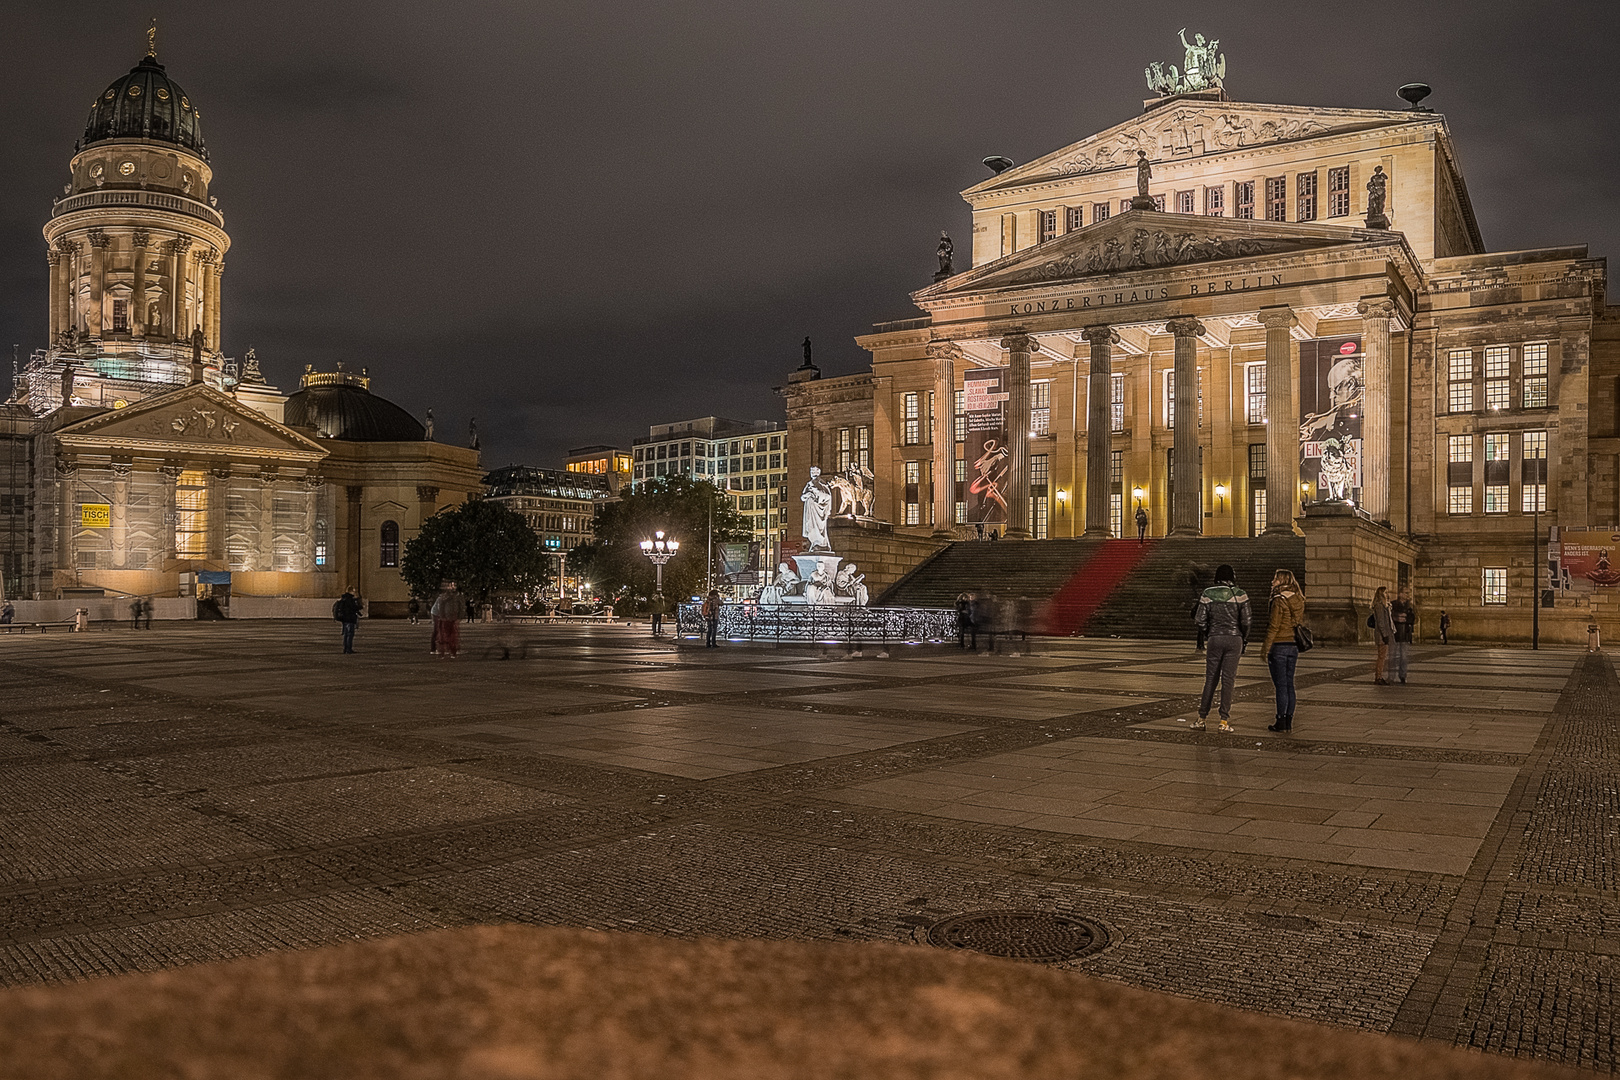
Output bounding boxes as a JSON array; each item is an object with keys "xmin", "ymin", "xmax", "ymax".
[
  {"xmin": 209, "ymin": 260, "xmax": 224, "ymax": 349},
  {"xmin": 304, "ymin": 476, "xmax": 325, "ymax": 573},
  {"xmin": 1357, "ymin": 297, "xmax": 1397, "ymax": 523},
  {"xmin": 208, "ymin": 466, "xmax": 231, "ymax": 563},
  {"xmin": 346, "ymin": 485, "xmax": 364, "ymax": 592},
  {"xmin": 55, "ymin": 457, "xmax": 77, "ymax": 579},
  {"xmin": 1166, "ymin": 317, "xmax": 1205, "ymax": 536},
  {"xmin": 46, "ymin": 250, "xmax": 61, "ymax": 342},
  {"xmin": 257, "ymin": 469, "xmax": 278, "ymax": 571},
  {"xmin": 1081, "ymin": 325, "xmax": 1118, "ymax": 537},
  {"xmin": 168, "ymin": 237, "xmax": 192, "ymax": 343},
  {"xmin": 55, "ymin": 241, "xmax": 76, "ymax": 339},
  {"xmin": 1260, "ymin": 306, "xmax": 1299, "ymax": 535},
  {"xmin": 131, "ymin": 231, "xmax": 149, "ymax": 337},
  {"xmin": 87, "ymin": 229, "xmax": 111, "ymax": 340},
  {"xmin": 926, "ymin": 342, "xmax": 959, "ymax": 537},
  {"xmin": 196, "ymin": 251, "xmax": 212, "ymax": 347},
  {"xmin": 158, "ymin": 464, "xmax": 182, "ymax": 565},
  {"xmin": 1000, "ymin": 332, "xmax": 1034, "ymax": 539},
  {"xmin": 110, "ymin": 462, "xmax": 132, "ymax": 569}
]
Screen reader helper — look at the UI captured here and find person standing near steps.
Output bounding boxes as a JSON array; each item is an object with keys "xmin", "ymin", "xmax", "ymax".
[
  {"xmin": 1190, "ymin": 564, "xmax": 1251, "ymax": 733},
  {"xmin": 1371, "ymin": 586, "xmax": 1394, "ymax": 686},
  {"xmin": 1264, "ymin": 569, "xmax": 1306, "ymax": 733}
]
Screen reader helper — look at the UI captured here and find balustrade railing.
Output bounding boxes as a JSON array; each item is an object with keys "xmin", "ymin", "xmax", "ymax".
[
  {"xmin": 52, "ymin": 189, "xmax": 225, "ymax": 228},
  {"xmin": 677, "ymin": 602, "xmax": 955, "ymax": 643}
]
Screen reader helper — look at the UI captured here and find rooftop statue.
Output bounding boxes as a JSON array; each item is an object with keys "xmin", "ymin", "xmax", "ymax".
[
  {"xmin": 1145, "ymin": 29, "xmax": 1226, "ymax": 97},
  {"xmin": 936, "ymin": 232, "xmax": 954, "ymax": 278}
]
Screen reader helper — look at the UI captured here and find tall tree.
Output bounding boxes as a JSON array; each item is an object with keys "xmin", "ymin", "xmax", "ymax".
[
  {"xmin": 569, "ymin": 475, "xmax": 751, "ymax": 609},
  {"xmin": 400, "ymin": 497, "xmax": 548, "ymax": 607}
]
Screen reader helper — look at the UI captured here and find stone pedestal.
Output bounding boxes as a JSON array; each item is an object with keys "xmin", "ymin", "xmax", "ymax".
[
  {"xmin": 786, "ymin": 552, "xmax": 847, "ymax": 605},
  {"xmin": 1297, "ymin": 502, "xmax": 1416, "ymax": 643}
]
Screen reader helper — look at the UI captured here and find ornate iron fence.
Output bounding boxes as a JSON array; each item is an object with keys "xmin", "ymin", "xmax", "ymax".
[{"xmin": 677, "ymin": 603, "xmax": 955, "ymax": 643}]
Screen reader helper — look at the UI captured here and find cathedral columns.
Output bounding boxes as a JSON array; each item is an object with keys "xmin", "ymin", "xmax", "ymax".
[
  {"xmin": 207, "ymin": 466, "xmax": 230, "ymax": 563},
  {"xmin": 197, "ymin": 251, "xmax": 214, "ymax": 346},
  {"xmin": 131, "ymin": 231, "xmax": 150, "ymax": 338},
  {"xmin": 46, "ymin": 250, "xmax": 61, "ymax": 342},
  {"xmin": 1167, "ymin": 317, "xmax": 1205, "ymax": 536},
  {"xmin": 305, "ymin": 476, "xmax": 325, "ymax": 573},
  {"xmin": 55, "ymin": 241, "xmax": 75, "ymax": 338},
  {"xmin": 1358, "ymin": 297, "xmax": 1397, "ymax": 523},
  {"xmin": 1082, "ymin": 325, "xmax": 1118, "ymax": 537},
  {"xmin": 110, "ymin": 463, "xmax": 131, "ymax": 569},
  {"xmin": 87, "ymin": 229, "xmax": 111, "ymax": 340},
  {"xmin": 54, "ymin": 458, "xmax": 77, "ymax": 579},
  {"xmin": 168, "ymin": 237, "xmax": 191, "ymax": 343},
  {"xmin": 158, "ymin": 464, "xmax": 182, "ymax": 565},
  {"xmin": 1000, "ymin": 332, "xmax": 1033, "ymax": 539},
  {"xmin": 926, "ymin": 342, "xmax": 959, "ymax": 537},
  {"xmin": 257, "ymin": 469, "xmax": 278, "ymax": 571},
  {"xmin": 208, "ymin": 260, "xmax": 223, "ymax": 349},
  {"xmin": 1260, "ymin": 306, "xmax": 1299, "ymax": 535}
]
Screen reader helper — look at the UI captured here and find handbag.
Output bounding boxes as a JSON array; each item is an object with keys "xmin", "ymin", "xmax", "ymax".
[
  {"xmin": 1294, "ymin": 624, "xmax": 1315, "ymax": 652},
  {"xmin": 1366, "ymin": 613, "xmax": 1375, "ymax": 629}
]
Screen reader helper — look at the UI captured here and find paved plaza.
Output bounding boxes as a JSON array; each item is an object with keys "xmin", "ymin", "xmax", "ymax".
[{"xmin": 0, "ymin": 622, "xmax": 1613, "ymax": 1072}]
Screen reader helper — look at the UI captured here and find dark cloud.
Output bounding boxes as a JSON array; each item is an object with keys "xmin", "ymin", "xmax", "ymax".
[{"xmin": 2, "ymin": 0, "xmax": 1615, "ymax": 467}]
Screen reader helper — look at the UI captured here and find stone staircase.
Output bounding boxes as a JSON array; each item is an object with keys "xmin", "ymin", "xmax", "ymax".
[
  {"xmin": 875, "ymin": 538, "xmax": 1106, "ymax": 610},
  {"xmin": 876, "ymin": 534, "xmax": 1306, "ymax": 641},
  {"xmin": 1083, "ymin": 535, "xmax": 1307, "ymax": 640}
]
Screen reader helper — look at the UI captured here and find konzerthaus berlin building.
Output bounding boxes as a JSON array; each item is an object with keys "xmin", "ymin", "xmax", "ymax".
[
  {"xmin": 0, "ymin": 43, "xmax": 482, "ymax": 611},
  {"xmin": 785, "ymin": 52, "xmax": 1618, "ymax": 640}
]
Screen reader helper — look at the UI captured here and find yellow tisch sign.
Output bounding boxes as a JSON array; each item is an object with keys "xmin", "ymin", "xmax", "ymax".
[{"xmin": 79, "ymin": 503, "xmax": 111, "ymax": 528}]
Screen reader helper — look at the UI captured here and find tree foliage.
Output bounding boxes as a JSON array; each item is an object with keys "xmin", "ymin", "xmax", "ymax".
[
  {"xmin": 568, "ymin": 475, "xmax": 752, "ymax": 610},
  {"xmin": 399, "ymin": 497, "xmax": 549, "ymax": 605}
]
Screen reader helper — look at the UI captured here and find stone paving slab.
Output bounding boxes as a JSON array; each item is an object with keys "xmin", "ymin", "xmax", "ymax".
[{"xmin": 0, "ymin": 625, "xmax": 1609, "ymax": 1072}]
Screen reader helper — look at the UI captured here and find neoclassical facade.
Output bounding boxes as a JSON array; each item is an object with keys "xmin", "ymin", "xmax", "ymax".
[
  {"xmin": 1, "ymin": 43, "xmax": 482, "ymax": 608},
  {"xmin": 787, "ymin": 83, "xmax": 1617, "ymax": 639}
]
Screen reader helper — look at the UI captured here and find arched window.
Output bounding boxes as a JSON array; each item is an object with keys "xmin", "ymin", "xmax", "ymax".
[{"xmin": 379, "ymin": 520, "xmax": 400, "ymax": 568}]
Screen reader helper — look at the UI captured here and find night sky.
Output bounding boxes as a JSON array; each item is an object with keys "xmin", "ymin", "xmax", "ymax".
[{"xmin": 2, "ymin": 2, "xmax": 1614, "ymax": 468}]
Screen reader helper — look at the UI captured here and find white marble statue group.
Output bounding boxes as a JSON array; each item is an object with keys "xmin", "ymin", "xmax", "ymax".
[{"xmin": 756, "ymin": 465, "xmax": 876, "ymax": 607}]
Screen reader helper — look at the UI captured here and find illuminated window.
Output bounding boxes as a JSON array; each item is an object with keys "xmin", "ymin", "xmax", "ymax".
[
  {"xmin": 904, "ymin": 460, "xmax": 920, "ymax": 525},
  {"xmin": 111, "ymin": 299, "xmax": 129, "ymax": 332},
  {"xmin": 1234, "ymin": 180, "xmax": 1254, "ymax": 219},
  {"xmin": 1296, "ymin": 171, "xmax": 1318, "ymax": 221},
  {"xmin": 1266, "ymin": 176, "xmax": 1287, "ymax": 221},
  {"xmin": 1031, "ymin": 380, "xmax": 1050, "ymax": 435},
  {"xmin": 1030, "ymin": 454, "xmax": 1049, "ymax": 539},
  {"xmin": 1327, "ymin": 166, "xmax": 1350, "ymax": 217},
  {"xmin": 1204, "ymin": 185, "xmax": 1224, "ymax": 216},
  {"xmin": 1482, "ymin": 567, "xmax": 1507, "ymax": 605},
  {"xmin": 1484, "ymin": 433, "xmax": 1510, "ymax": 513},
  {"xmin": 1448, "ymin": 486, "xmax": 1473, "ymax": 514},
  {"xmin": 1109, "ymin": 449, "xmax": 1123, "ymax": 483},
  {"xmin": 1523, "ymin": 342, "xmax": 1549, "ymax": 408},
  {"xmin": 1176, "ymin": 190, "xmax": 1195, "ymax": 214},
  {"xmin": 903, "ymin": 392, "xmax": 920, "ymax": 445},
  {"xmin": 1485, "ymin": 346, "xmax": 1511, "ymax": 410},
  {"xmin": 1448, "ymin": 349, "xmax": 1473, "ymax": 412},
  {"xmin": 1245, "ymin": 363, "xmax": 1267, "ymax": 424},
  {"xmin": 1522, "ymin": 430, "xmax": 1548, "ymax": 511},
  {"xmin": 1110, "ymin": 372, "xmax": 1125, "ymax": 432},
  {"xmin": 1039, "ymin": 209, "xmax": 1058, "ymax": 242},
  {"xmin": 1065, "ymin": 206, "xmax": 1083, "ymax": 231},
  {"xmin": 175, "ymin": 470, "xmax": 208, "ymax": 558},
  {"xmin": 1110, "ymin": 492, "xmax": 1122, "ymax": 539},
  {"xmin": 954, "ymin": 389, "xmax": 966, "ymax": 443},
  {"xmin": 379, "ymin": 520, "xmax": 399, "ymax": 567},
  {"xmin": 1251, "ymin": 487, "xmax": 1267, "ymax": 535}
]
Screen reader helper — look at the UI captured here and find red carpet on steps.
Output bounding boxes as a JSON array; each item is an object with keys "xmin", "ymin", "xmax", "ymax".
[{"xmin": 1040, "ymin": 539, "xmax": 1158, "ymax": 636}]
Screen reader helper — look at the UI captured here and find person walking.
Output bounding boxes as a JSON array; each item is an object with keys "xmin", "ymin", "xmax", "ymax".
[
  {"xmin": 956, "ymin": 593, "xmax": 973, "ymax": 649},
  {"xmin": 1371, "ymin": 586, "xmax": 1394, "ymax": 685},
  {"xmin": 1589, "ymin": 621, "xmax": 1603, "ymax": 653},
  {"xmin": 1264, "ymin": 569, "xmax": 1306, "ymax": 733},
  {"xmin": 649, "ymin": 593, "xmax": 666, "ymax": 637},
  {"xmin": 0, "ymin": 600, "xmax": 13, "ymax": 625},
  {"xmin": 334, "ymin": 588, "xmax": 362, "ymax": 654},
  {"xmin": 702, "ymin": 589, "xmax": 722, "ymax": 647},
  {"xmin": 407, "ymin": 597, "xmax": 421, "ymax": 625},
  {"xmin": 1190, "ymin": 564, "xmax": 1251, "ymax": 732},
  {"xmin": 1389, "ymin": 588, "xmax": 1416, "ymax": 683},
  {"xmin": 142, "ymin": 597, "xmax": 153, "ymax": 629},
  {"xmin": 130, "ymin": 597, "xmax": 142, "ymax": 630},
  {"xmin": 1439, "ymin": 609, "xmax": 1450, "ymax": 645},
  {"xmin": 1135, "ymin": 505, "xmax": 1149, "ymax": 543},
  {"xmin": 73, "ymin": 607, "xmax": 89, "ymax": 632},
  {"xmin": 431, "ymin": 581, "xmax": 468, "ymax": 658}
]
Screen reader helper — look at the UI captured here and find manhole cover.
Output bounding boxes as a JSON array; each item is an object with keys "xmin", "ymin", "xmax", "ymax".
[{"xmin": 926, "ymin": 910, "xmax": 1110, "ymax": 962}]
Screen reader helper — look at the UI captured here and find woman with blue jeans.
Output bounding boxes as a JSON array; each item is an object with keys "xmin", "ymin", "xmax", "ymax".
[{"xmin": 1263, "ymin": 569, "xmax": 1306, "ymax": 733}]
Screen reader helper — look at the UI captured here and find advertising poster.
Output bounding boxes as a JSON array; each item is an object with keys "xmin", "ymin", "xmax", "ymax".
[
  {"xmin": 719, "ymin": 541, "xmax": 760, "ymax": 585},
  {"xmin": 1549, "ymin": 529, "xmax": 1620, "ymax": 590},
  {"xmin": 79, "ymin": 503, "xmax": 111, "ymax": 528},
  {"xmin": 963, "ymin": 367, "xmax": 1011, "ymax": 525},
  {"xmin": 1298, "ymin": 335, "xmax": 1364, "ymax": 504}
]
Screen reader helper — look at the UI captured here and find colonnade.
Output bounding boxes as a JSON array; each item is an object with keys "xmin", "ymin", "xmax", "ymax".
[
  {"xmin": 921, "ymin": 299, "xmax": 1398, "ymax": 540},
  {"xmin": 45, "ymin": 229, "xmax": 222, "ymax": 348}
]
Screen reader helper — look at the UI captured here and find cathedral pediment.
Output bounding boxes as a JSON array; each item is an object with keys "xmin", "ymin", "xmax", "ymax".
[
  {"xmin": 965, "ymin": 101, "xmax": 1428, "ymax": 194},
  {"xmin": 918, "ymin": 212, "xmax": 1397, "ymax": 299},
  {"xmin": 55, "ymin": 384, "xmax": 326, "ymax": 461}
]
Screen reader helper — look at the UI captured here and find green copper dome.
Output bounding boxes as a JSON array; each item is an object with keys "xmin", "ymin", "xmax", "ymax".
[{"xmin": 82, "ymin": 54, "xmax": 207, "ymax": 159}]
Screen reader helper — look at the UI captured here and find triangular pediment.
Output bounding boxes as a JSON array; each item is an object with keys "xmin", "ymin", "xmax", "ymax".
[
  {"xmin": 56, "ymin": 384, "xmax": 327, "ymax": 459},
  {"xmin": 965, "ymin": 100, "xmax": 1430, "ymax": 195},
  {"xmin": 917, "ymin": 211, "xmax": 1398, "ymax": 299}
]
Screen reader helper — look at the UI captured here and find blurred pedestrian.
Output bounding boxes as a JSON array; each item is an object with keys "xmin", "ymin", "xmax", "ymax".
[
  {"xmin": 650, "ymin": 593, "xmax": 666, "ymax": 636},
  {"xmin": 956, "ymin": 593, "xmax": 973, "ymax": 649},
  {"xmin": 1190, "ymin": 564, "xmax": 1250, "ymax": 732},
  {"xmin": 142, "ymin": 597, "xmax": 152, "ymax": 629},
  {"xmin": 334, "ymin": 588, "xmax": 362, "ymax": 654},
  {"xmin": 1264, "ymin": 569, "xmax": 1306, "ymax": 733},
  {"xmin": 73, "ymin": 607, "xmax": 89, "ymax": 632},
  {"xmin": 1135, "ymin": 505, "xmax": 1149, "ymax": 543},
  {"xmin": 1439, "ymin": 609, "xmax": 1450, "ymax": 644},
  {"xmin": 702, "ymin": 589, "xmax": 722, "ymax": 647},
  {"xmin": 1389, "ymin": 588, "xmax": 1416, "ymax": 683},
  {"xmin": 431, "ymin": 581, "xmax": 468, "ymax": 658},
  {"xmin": 0, "ymin": 600, "xmax": 13, "ymax": 625},
  {"xmin": 408, "ymin": 597, "xmax": 421, "ymax": 625},
  {"xmin": 1588, "ymin": 621, "xmax": 1602, "ymax": 654},
  {"xmin": 130, "ymin": 597, "xmax": 142, "ymax": 630},
  {"xmin": 1371, "ymin": 586, "xmax": 1393, "ymax": 685}
]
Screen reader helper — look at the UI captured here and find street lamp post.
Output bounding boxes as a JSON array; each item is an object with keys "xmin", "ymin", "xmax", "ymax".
[
  {"xmin": 639, "ymin": 530, "xmax": 679, "ymax": 636},
  {"xmin": 1532, "ymin": 498, "xmax": 1541, "ymax": 651}
]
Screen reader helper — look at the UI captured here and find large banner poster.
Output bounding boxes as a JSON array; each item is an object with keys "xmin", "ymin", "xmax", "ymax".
[
  {"xmin": 1299, "ymin": 335, "xmax": 1364, "ymax": 504},
  {"xmin": 1550, "ymin": 529, "xmax": 1620, "ymax": 591},
  {"xmin": 963, "ymin": 367, "xmax": 1010, "ymax": 525}
]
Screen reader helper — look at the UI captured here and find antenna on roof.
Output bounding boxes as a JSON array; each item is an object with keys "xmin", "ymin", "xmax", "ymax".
[
  {"xmin": 1397, "ymin": 83, "xmax": 1432, "ymax": 111},
  {"xmin": 982, "ymin": 155, "xmax": 1015, "ymax": 175}
]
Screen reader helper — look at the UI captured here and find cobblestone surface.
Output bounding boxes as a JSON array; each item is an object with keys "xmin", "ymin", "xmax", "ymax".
[{"xmin": 0, "ymin": 624, "xmax": 1611, "ymax": 1072}]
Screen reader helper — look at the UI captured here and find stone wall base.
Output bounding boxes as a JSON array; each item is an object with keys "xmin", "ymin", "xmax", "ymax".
[
  {"xmin": 1299, "ymin": 503, "xmax": 1417, "ymax": 644},
  {"xmin": 826, "ymin": 520, "xmax": 949, "ymax": 599}
]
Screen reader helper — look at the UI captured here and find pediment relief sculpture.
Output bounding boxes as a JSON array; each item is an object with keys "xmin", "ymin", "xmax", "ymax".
[
  {"xmin": 57, "ymin": 387, "xmax": 325, "ymax": 457},
  {"xmin": 1049, "ymin": 109, "xmax": 1332, "ymax": 177},
  {"xmin": 1001, "ymin": 227, "xmax": 1317, "ymax": 287}
]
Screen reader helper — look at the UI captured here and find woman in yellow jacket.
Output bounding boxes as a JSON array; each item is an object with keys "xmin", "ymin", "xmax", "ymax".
[{"xmin": 1263, "ymin": 569, "xmax": 1306, "ymax": 732}]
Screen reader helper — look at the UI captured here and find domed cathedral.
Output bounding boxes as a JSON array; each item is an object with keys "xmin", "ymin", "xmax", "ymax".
[{"xmin": 0, "ymin": 35, "xmax": 483, "ymax": 613}]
